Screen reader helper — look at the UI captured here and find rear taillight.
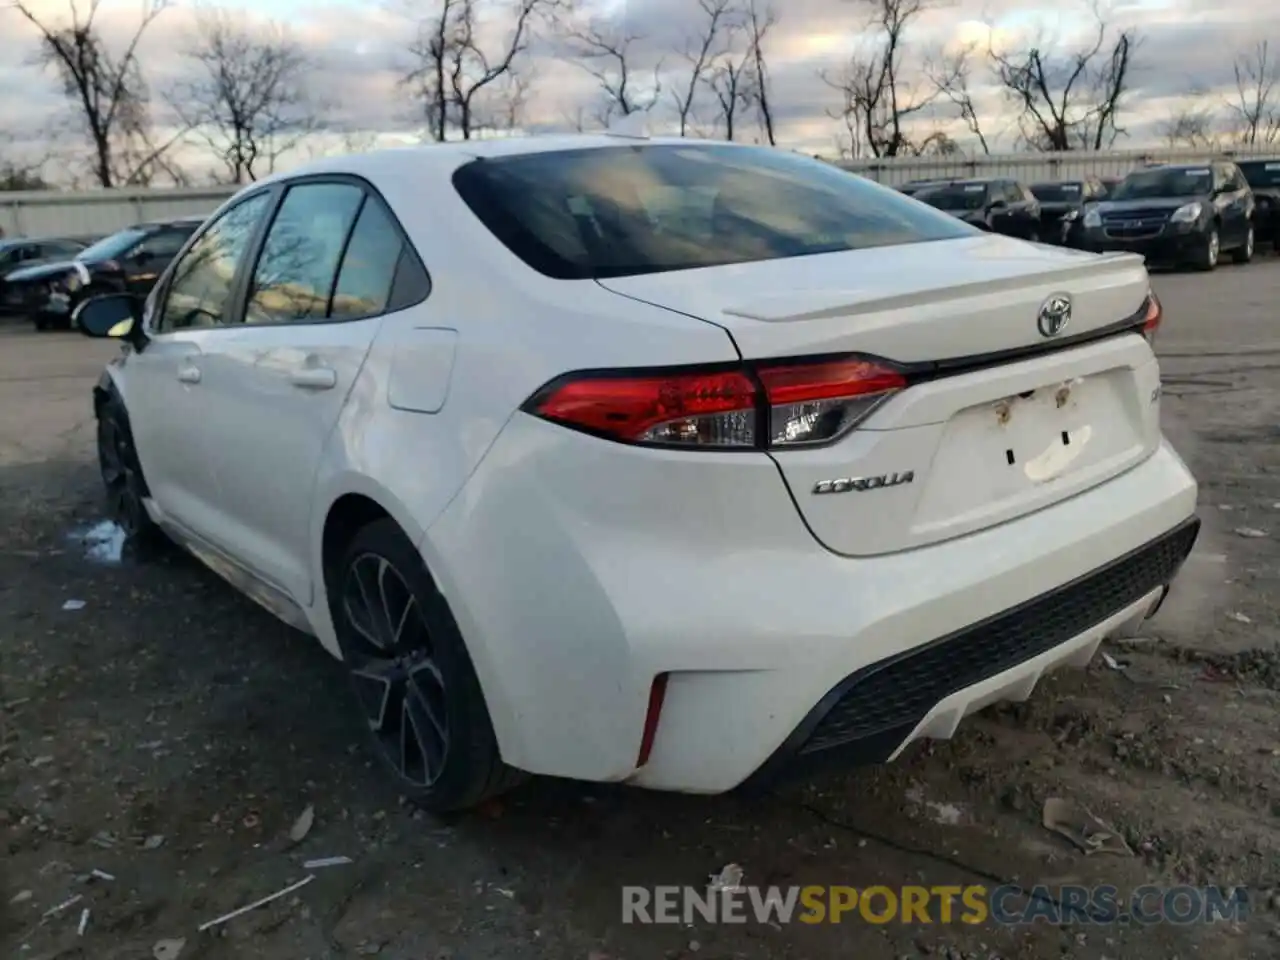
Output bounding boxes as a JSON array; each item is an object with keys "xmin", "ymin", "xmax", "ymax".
[
  {"xmin": 757, "ymin": 358, "xmax": 906, "ymax": 446},
  {"xmin": 1142, "ymin": 292, "xmax": 1162, "ymax": 345},
  {"xmin": 526, "ymin": 355, "xmax": 907, "ymax": 450}
]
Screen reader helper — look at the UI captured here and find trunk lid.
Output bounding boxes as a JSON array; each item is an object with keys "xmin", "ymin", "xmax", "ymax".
[{"xmin": 599, "ymin": 234, "xmax": 1160, "ymax": 556}]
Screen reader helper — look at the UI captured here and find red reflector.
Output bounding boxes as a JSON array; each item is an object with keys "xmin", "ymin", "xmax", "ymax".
[
  {"xmin": 636, "ymin": 673, "xmax": 668, "ymax": 768},
  {"xmin": 757, "ymin": 358, "xmax": 907, "ymax": 404},
  {"xmin": 533, "ymin": 370, "xmax": 757, "ymax": 442},
  {"xmin": 1142, "ymin": 293, "xmax": 1162, "ymax": 344}
]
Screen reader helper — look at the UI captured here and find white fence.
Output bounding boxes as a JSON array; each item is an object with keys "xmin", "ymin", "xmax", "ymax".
[
  {"xmin": 0, "ymin": 186, "xmax": 236, "ymax": 239},
  {"xmin": 4, "ymin": 145, "xmax": 1280, "ymax": 239},
  {"xmin": 834, "ymin": 145, "xmax": 1280, "ymax": 185}
]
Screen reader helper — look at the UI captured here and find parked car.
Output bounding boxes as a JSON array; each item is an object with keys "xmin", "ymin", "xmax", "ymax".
[
  {"xmin": 896, "ymin": 178, "xmax": 948, "ymax": 197},
  {"xmin": 4, "ymin": 217, "xmax": 203, "ymax": 329},
  {"xmin": 913, "ymin": 178, "xmax": 1044, "ymax": 240},
  {"xmin": 1235, "ymin": 158, "xmax": 1280, "ymax": 251},
  {"xmin": 1076, "ymin": 161, "xmax": 1255, "ymax": 270},
  {"xmin": 71, "ymin": 135, "xmax": 1198, "ymax": 812},
  {"xmin": 0, "ymin": 237, "xmax": 89, "ymax": 312},
  {"xmin": 1029, "ymin": 177, "xmax": 1110, "ymax": 246}
]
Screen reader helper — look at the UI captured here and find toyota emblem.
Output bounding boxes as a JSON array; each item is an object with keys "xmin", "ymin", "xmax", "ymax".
[{"xmin": 1037, "ymin": 294, "xmax": 1072, "ymax": 338}]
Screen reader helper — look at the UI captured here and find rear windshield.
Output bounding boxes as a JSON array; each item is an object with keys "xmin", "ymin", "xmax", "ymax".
[
  {"xmin": 915, "ymin": 182, "xmax": 990, "ymax": 211},
  {"xmin": 1110, "ymin": 167, "xmax": 1211, "ymax": 200},
  {"xmin": 1030, "ymin": 182, "xmax": 1083, "ymax": 202},
  {"xmin": 1237, "ymin": 161, "xmax": 1280, "ymax": 188},
  {"xmin": 451, "ymin": 144, "xmax": 974, "ymax": 279}
]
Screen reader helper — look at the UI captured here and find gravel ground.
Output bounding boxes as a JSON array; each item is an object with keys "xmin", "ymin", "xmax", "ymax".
[{"xmin": 1, "ymin": 260, "xmax": 1278, "ymax": 960}]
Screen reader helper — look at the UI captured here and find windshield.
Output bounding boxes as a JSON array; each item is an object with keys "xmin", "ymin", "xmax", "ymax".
[
  {"xmin": 1237, "ymin": 161, "xmax": 1280, "ymax": 188},
  {"xmin": 916, "ymin": 183, "xmax": 989, "ymax": 211},
  {"xmin": 452, "ymin": 145, "xmax": 974, "ymax": 279},
  {"xmin": 1110, "ymin": 168, "xmax": 1212, "ymax": 201},
  {"xmin": 1031, "ymin": 182, "xmax": 1083, "ymax": 202},
  {"xmin": 76, "ymin": 228, "xmax": 147, "ymax": 262}
]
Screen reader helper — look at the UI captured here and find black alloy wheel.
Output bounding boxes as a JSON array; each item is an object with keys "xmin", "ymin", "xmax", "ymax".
[
  {"xmin": 96, "ymin": 397, "xmax": 161, "ymax": 546},
  {"xmin": 332, "ymin": 519, "xmax": 524, "ymax": 812},
  {"xmin": 341, "ymin": 551, "xmax": 452, "ymax": 789}
]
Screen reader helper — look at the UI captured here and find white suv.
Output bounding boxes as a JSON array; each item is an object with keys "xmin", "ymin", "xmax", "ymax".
[{"xmin": 74, "ymin": 136, "xmax": 1199, "ymax": 812}]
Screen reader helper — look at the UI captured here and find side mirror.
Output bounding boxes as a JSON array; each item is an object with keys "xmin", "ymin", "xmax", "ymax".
[{"xmin": 73, "ymin": 293, "xmax": 142, "ymax": 340}]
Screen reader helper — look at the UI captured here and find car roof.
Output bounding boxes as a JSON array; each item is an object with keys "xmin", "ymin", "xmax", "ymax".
[
  {"xmin": 921, "ymin": 178, "xmax": 998, "ymax": 187},
  {"xmin": 251, "ymin": 133, "xmax": 758, "ymax": 189}
]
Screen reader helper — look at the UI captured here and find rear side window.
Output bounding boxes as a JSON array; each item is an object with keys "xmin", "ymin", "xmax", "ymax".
[
  {"xmin": 452, "ymin": 144, "xmax": 973, "ymax": 280},
  {"xmin": 330, "ymin": 198, "xmax": 404, "ymax": 321}
]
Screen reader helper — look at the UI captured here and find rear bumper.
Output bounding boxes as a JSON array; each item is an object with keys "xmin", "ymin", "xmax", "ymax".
[
  {"xmin": 742, "ymin": 517, "xmax": 1197, "ymax": 789},
  {"xmin": 424, "ymin": 414, "xmax": 1199, "ymax": 794}
]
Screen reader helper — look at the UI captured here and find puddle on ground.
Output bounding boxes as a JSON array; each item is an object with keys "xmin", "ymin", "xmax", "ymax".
[{"xmin": 69, "ymin": 520, "xmax": 127, "ymax": 565}]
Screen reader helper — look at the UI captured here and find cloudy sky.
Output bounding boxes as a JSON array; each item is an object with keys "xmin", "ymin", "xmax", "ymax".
[{"xmin": 0, "ymin": 0, "xmax": 1275, "ymax": 182}]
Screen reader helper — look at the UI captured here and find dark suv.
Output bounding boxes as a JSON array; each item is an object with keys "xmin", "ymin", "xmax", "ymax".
[
  {"xmin": 912, "ymin": 178, "xmax": 1044, "ymax": 241},
  {"xmin": 1029, "ymin": 177, "xmax": 1110, "ymax": 246},
  {"xmin": 1235, "ymin": 159, "xmax": 1280, "ymax": 251},
  {"xmin": 4, "ymin": 217, "xmax": 204, "ymax": 329},
  {"xmin": 1077, "ymin": 162, "xmax": 1255, "ymax": 270}
]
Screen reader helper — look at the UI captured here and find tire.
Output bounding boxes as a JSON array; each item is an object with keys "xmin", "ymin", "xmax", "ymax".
[
  {"xmin": 1232, "ymin": 225, "xmax": 1255, "ymax": 264},
  {"xmin": 1195, "ymin": 227, "xmax": 1220, "ymax": 271},
  {"xmin": 331, "ymin": 518, "xmax": 525, "ymax": 813},
  {"xmin": 96, "ymin": 393, "xmax": 166, "ymax": 551},
  {"xmin": 33, "ymin": 314, "xmax": 48, "ymax": 331}
]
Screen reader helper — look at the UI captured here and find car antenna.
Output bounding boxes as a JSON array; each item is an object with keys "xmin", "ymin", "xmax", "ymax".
[{"xmin": 605, "ymin": 111, "xmax": 652, "ymax": 141}]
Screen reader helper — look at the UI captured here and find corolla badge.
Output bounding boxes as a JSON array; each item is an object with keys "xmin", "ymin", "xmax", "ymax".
[
  {"xmin": 812, "ymin": 471, "xmax": 914, "ymax": 495},
  {"xmin": 1037, "ymin": 293, "xmax": 1072, "ymax": 338}
]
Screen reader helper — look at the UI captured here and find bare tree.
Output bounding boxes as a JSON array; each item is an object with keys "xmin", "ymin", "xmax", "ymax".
[
  {"xmin": 927, "ymin": 43, "xmax": 991, "ymax": 154},
  {"xmin": 671, "ymin": 0, "xmax": 734, "ymax": 136},
  {"xmin": 988, "ymin": 3, "xmax": 1138, "ymax": 151},
  {"xmin": 167, "ymin": 7, "xmax": 319, "ymax": 184},
  {"xmin": 1158, "ymin": 92, "xmax": 1222, "ymax": 149},
  {"xmin": 404, "ymin": 0, "xmax": 559, "ymax": 142},
  {"xmin": 914, "ymin": 130, "xmax": 960, "ymax": 155},
  {"xmin": 706, "ymin": 43, "xmax": 755, "ymax": 140},
  {"xmin": 746, "ymin": 0, "xmax": 778, "ymax": 145},
  {"xmin": 0, "ymin": 132, "xmax": 51, "ymax": 191},
  {"xmin": 822, "ymin": 0, "xmax": 939, "ymax": 158},
  {"xmin": 568, "ymin": 20, "xmax": 662, "ymax": 124},
  {"xmin": 1227, "ymin": 41, "xmax": 1280, "ymax": 145},
  {"xmin": 13, "ymin": 0, "xmax": 171, "ymax": 187}
]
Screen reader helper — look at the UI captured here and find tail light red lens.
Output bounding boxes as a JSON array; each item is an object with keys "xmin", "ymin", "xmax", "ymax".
[
  {"xmin": 1141, "ymin": 292, "xmax": 1162, "ymax": 345},
  {"xmin": 526, "ymin": 355, "xmax": 907, "ymax": 450}
]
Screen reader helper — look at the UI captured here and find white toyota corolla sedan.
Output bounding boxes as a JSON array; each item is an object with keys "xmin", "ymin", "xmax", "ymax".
[{"xmin": 73, "ymin": 134, "xmax": 1199, "ymax": 812}]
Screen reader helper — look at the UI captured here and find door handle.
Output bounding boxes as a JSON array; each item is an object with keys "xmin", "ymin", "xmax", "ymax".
[
  {"xmin": 177, "ymin": 363, "xmax": 201, "ymax": 384},
  {"xmin": 290, "ymin": 366, "xmax": 337, "ymax": 390}
]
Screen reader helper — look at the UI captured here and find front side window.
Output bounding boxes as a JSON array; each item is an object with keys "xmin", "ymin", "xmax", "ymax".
[
  {"xmin": 245, "ymin": 182, "xmax": 364, "ymax": 325},
  {"xmin": 1238, "ymin": 161, "xmax": 1280, "ymax": 188},
  {"xmin": 453, "ymin": 144, "xmax": 973, "ymax": 280},
  {"xmin": 155, "ymin": 192, "xmax": 273, "ymax": 332},
  {"xmin": 138, "ymin": 229, "xmax": 193, "ymax": 259}
]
